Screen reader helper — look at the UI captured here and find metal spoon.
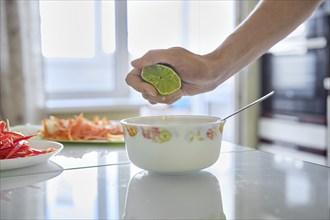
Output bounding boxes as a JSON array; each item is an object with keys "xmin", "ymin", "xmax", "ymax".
[{"xmin": 222, "ymin": 91, "xmax": 274, "ymax": 121}]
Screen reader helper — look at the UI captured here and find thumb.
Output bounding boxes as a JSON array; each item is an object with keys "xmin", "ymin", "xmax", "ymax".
[{"xmin": 131, "ymin": 48, "xmax": 178, "ymax": 69}]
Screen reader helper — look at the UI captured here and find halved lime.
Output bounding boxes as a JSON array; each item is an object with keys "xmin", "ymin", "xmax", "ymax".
[{"xmin": 141, "ymin": 64, "xmax": 181, "ymax": 96}]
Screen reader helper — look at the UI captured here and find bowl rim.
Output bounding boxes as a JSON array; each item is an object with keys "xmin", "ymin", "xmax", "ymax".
[{"xmin": 120, "ymin": 115, "xmax": 223, "ymax": 127}]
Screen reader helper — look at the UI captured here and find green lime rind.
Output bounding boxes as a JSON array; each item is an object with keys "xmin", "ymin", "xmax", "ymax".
[{"xmin": 141, "ymin": 64, "xmax": 181, "ymax": 96}]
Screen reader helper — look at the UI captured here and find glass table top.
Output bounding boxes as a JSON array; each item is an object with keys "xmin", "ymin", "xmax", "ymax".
[{"xmin": 1, "ymin": 149, "xmax": 329, "ymax": 220}]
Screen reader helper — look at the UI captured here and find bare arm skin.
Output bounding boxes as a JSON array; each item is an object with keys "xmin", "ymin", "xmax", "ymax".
[{"xmin": 125, "ymin": 0, "xmax": 324, "ymax": 104}]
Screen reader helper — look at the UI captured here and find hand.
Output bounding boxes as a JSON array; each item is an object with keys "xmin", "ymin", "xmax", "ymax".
[
  {"xmin": 125, "ymin": 47, "xmax": 221, "ymax": 104},
  {"xmin": 125, "ymin": 0, "xmax": 323, "ymax": 105}
]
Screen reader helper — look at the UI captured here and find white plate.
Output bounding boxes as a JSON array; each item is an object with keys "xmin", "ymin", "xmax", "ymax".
[{"xmin": 0, "ymin": 140, "xmax": 63, "ymax": 171}]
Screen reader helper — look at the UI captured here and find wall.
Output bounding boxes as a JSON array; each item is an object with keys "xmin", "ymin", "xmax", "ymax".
[{"xmin": 234, "ymin": 0, "xmax": 261, "ymax": 148}]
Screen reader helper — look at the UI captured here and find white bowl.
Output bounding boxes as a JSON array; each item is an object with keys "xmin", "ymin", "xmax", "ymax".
[{"xmin": 120, "ymin": 115, "xmax": 225, "ymax": 174}]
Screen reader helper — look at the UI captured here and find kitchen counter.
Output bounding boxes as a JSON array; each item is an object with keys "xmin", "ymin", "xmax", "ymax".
[{"xmin": 1, "ymin": 141, "xmax": 329, "ymax": 220}]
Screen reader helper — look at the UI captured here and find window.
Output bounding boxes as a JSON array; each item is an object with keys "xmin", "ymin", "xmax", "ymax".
[
  {"xmin": 39, "ymin": 0, "xmax": 234, "ymax": 113},
  {"xmin": 39, "ymin": 0, "xmax": 126, "ymax": 101}
]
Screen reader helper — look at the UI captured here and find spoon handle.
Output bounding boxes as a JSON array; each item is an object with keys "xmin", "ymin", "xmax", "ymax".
[{"xmin": 222, "ymin": 91, "xmax": 274, "ymax": 121}]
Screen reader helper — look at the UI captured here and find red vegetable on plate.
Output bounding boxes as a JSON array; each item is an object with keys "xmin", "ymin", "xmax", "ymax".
[{"xmin": 0, "ymin": 120, "xmax": 55, "ymax": 160}]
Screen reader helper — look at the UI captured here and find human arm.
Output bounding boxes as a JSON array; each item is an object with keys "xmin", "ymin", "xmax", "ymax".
[{"xmin": 125, "ymin": 0, "xmax": 324, "ymax": 104}]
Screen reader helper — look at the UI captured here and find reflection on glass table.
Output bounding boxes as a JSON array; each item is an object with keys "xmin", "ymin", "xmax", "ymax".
[
  {"xmin": 0, "ymin": 161, "xmax": 63, "ymax": 204},
  {"xmin": 51, "ymin": 145, "xmax": 130, "ymax": 170},
  {"xmin": 209, "ymin": 151, "xmax": 330, "ymax": 220},
  {"xmin": 123, "ymin": 170, "xmax": 225, "ymax": 219},
  {"xmin": 0, "ymin": 160, "xmax": 63, "ymax": 178}
]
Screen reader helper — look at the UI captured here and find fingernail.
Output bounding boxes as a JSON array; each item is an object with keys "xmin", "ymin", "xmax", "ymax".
[{"xmin": 147, "ymin": 91, "xmax": 157, "ymax": 97}]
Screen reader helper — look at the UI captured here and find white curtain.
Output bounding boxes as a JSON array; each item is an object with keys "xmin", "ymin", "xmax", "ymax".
[{"xmin": 0, "ymin": 0, "xmax": 45, "ymax": 125}]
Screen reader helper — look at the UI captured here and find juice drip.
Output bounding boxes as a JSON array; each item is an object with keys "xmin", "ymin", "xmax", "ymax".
[{"xmin": 159, "ymin": 104, "xmax": 168, "ymax": 118}]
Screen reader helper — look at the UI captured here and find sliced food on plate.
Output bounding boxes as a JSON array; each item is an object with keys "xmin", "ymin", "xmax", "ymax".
[
  {"xmin": 0, "ymin": 120, "xmax": 56, "ymax": 160},
  {"xmin": 42, "ymin": 114, "xmax": 124, "ymax": 142}
]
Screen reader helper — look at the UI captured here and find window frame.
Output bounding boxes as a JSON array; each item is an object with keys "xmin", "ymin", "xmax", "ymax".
[{"xmin": 42, "ymin": 0, "xmax": 129, "ymax": 101}]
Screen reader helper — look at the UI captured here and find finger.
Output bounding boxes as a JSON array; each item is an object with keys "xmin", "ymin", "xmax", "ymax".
[
  {"xmin": 148, "ymin": 101, "xmax": 157, "ymax": 105},
  {"xmin": 131, "ymin": 48, "xmax": 180, "ymax": 69},
  {"xmin": 142, "ymin": 90, "xmax": 183, "ymax": 104},
  {"xmin": 162, "ymin": 89, "xmax": 183, "ymax": 104},
  {"xmin": 142, "ymin": 93, "xmax": 162, "ymax": 104},
  {"xmin": 142, "ymin": 93, "xmax": 157, "ymax": 105},
  {"xmin": 125, "ymin": 69, "xmax": 158, "ymax": 97},
  {"xmin": 163, "ymin": 92, "xmax": 183, "ymax": 105},
  {"xmin": 167, "ymin": 95, "xmax": 182, "ymax": 105}
]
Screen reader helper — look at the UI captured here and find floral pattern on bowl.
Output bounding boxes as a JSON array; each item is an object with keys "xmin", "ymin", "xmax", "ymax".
[
  {"xmin": 185, "ymin": 126, "xmax": 218, "ymax": 142},
  {"xmin": 126, "ymin": 125, "xmax": 138, "ymax": 137},
  {"xmin": 123, "ymin": 125, "xmax": 222, "ymax": 144},
  {"xmin": 141, "ymin": 127, "xmax": 173, "ymax": 143}
]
